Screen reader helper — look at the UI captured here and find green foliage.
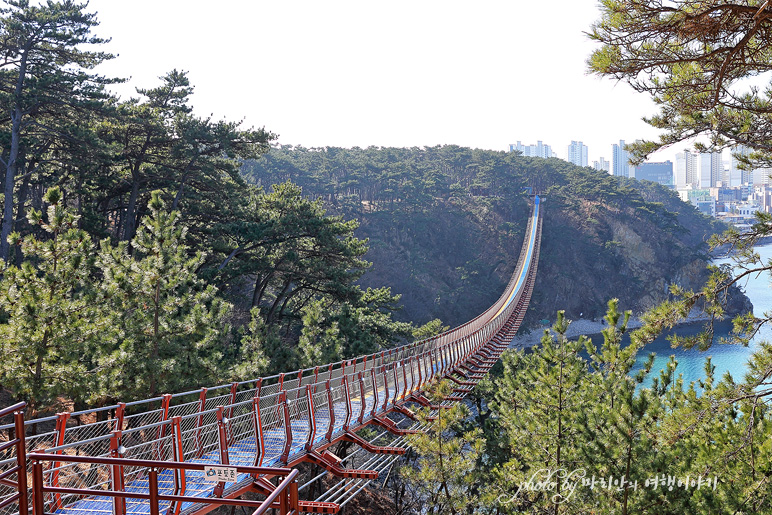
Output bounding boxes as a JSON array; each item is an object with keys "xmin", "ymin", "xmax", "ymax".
[
  {"xmin": 412, "ymin": 318, "xmax": 449, "ymax": 340},
  {"xmin": 96, "ymin": 191, "xmax": 231, "ymax": 399},
  {"xmin": 400, "ymin": 381, "xmax": 484, "ymax": 515},
  {"xmin": 483, "ymin": 302, "xmax": 772, "ymax": 514},
  {"xmin": 0, "ymin": 0, "xmax": 118, "ymax": 262},
  {"xmin": 243, "ymin": 146, "xmax": 726, "ymax": 326},
  {"xmin": 588, "ymin": 0, "xmax": 772, "ymax": 164},
  {"xmin": 489, "ymin": 312, "xmax": 591, "ymax": 513},
  {"xmin": 0, "ymin": 187, "xmax": 99, "ymax": 413}
]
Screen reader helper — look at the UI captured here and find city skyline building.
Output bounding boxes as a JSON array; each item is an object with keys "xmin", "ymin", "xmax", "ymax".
[
  {"xmin": 700, "ymin": 152, "xmax": 722, "ymax": 188},
  {"xmin": 754, "ymin": 167, "xmax": 772, "ymax": 186},
  {"xmin": 730, "ymin": 145, "xmax": 752, "ymax": 186},
  {"xmin": 612, "ymin": 140, "xmax": 631, "ymax": 177},
  {"xmin": 634, "ymin": 161, "xmax": 673, "ymax": 186},
  {"xmin": 675, "ymin": 150, "xmax": 698, "ymax": 188},
  {"xmin": 509, "ymin": 140, "xmax": 555, "ymax": 158},
  {"xmin": 567, "ymin": 140, "xmax": 588, "ymax": 167},
  {"xmin": 593, "ymin": 157, "xmax": 610, "ymax": 172}
]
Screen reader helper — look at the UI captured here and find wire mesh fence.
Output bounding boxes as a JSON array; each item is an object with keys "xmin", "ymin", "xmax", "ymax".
[{"xmin": 1, "ymin": 197, "xmax": 542, "ymax": 515}]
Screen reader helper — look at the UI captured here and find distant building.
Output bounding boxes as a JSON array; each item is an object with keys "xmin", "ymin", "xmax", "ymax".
[
  {"xmin": 509, "ymin": 140, "xmax": 555, "ymax": 158},
  {"xmin": 700, "ymin": 152, "xmax": 722, "ymax": 188},
  {"xmin": 680, "ymin": 187, "xmax": 715, "ymax": 216},
  {"xmin": 633, "ymin": 161, "xmax": 673, "ymax": 187},
  {"xmin": 675, "ymin": 150, "xmax": 698, "ymax": 188},
  {"xmin": 593, "ymin": 157, "xmax": 610, "ymax": 172},
  {"xmin": 730, "ymin": 145, "xmax": 752, "ymax": 186},
  {"xmin": 753, "ymin": 167, "xmax": 772, "ymax": 186},
  {"xmin": 695, "ymin": 199, "xmax": 716, "ymax": 217},
  {"xmin": 612, "ymin": 140, "xmax": 631, "ymax": 177},
  {"xmin": 567, "ymin": 141, "xmax": 588, "ymax": 167}
]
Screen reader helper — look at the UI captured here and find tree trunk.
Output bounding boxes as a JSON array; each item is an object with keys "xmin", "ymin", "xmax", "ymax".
[
  {"xmin": 12, "ymin": 166, "xmax": 31, "ymax": 267},
  {"xmin": 123, "ymin": 174, "xmax": 140, "ymax": 241},
  {"xmin": 1, "ymin": 47, "xmax": 29, "ymax": 263}
]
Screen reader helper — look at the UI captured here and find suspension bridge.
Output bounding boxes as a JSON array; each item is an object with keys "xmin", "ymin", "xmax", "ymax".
[{"xmin": 0, "ymin": 196, "xmax": 543, "ymax": 515}]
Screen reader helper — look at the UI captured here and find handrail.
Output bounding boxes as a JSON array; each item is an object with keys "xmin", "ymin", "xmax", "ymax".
[
  {"xmin": 29, "ymin": 453, "xmax": 300, "ymax": 515},
  {"xmin": 0, "ymin": 402, "xmax": 27, "ymax": 515},
  {"xmin": 253, "ymin": 469, "xmax": 300, "ymax": 515},
  {"xmin": 3, "ymin": 197, "xmax": 542, "ymax": 515},
  {"xmin": 1, "ymin": 199, "xmax": 540, "ymax": 434}
]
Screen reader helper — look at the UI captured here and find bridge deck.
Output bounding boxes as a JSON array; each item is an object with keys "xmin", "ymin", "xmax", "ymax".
[{"xmin": 0, "ymin": 196, "xmax": 542, "ymax": 515}]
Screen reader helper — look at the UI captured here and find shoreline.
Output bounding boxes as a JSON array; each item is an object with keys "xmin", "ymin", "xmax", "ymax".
[{"xmin": 509, "ymin": 311, "xmax": 713, "ymax": 349}]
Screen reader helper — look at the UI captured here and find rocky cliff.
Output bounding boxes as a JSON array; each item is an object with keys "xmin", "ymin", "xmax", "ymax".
[{"xmin": 242, "ymin": 146, "xmax": 750, "ymax": 328}]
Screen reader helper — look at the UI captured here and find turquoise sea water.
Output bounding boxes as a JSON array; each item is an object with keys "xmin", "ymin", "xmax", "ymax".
[{"xmin": 623, "ymin": 245, "xmax": 772, "ymax": 388}]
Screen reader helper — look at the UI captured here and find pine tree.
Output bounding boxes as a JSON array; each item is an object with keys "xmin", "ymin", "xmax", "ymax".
[
  {"xmin": 490, "ymin": 312, "xmax": 589, "ymax": 514},
  {"xmin": 400, "ymin": 380, "xmax": 484, "ymax": 515},
  {"xmin": 0, "ymin": 0, "xmax": 117, "ymax": 262},
  {"xmin": 0, "ymin": 187, "xmax": 99, "ymax": 414},
  {"xmin": 97, "ymin": 190, "xmax": 231, "ymax": 400}
]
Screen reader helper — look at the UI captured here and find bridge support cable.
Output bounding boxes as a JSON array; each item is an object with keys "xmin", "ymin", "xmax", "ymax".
[{"xmin": 1, "ymin": 197, "xmax": 542, "ymax": 515}]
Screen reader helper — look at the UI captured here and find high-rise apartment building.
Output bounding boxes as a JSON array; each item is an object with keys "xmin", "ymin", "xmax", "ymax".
[
  {"xmin": 567, "ymin": 141, "xmax": 588, "ymax": 167},
  {"xmin": 700, "ymin": 152, "xmax": 722, "ymax": 187},
  {"xmin": 730, "ymin": 145, "xmax": 752, "ymax": 186},
  {"xmin": 612, "ymin": 140, "xmax": 631, "ymax": 177},
  {"xmin": 593, "ymin": 157, "xmax": 610, "ymax": 173},
  {"xmin": 675, "ymin": 150, "xmax": 698, "ymax": 188},
  {"xmin": 509, "ymin": 141, "xmax": 555, "ymax": 158},
  {"xmin": 753, "ymin": 167, "xmax": 772, "ymax": 186}
]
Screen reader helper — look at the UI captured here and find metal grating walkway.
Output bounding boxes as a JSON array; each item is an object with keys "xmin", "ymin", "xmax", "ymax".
[{"xmin": 0, "ymin": 196, "xmax": 543, "ymax": 515}]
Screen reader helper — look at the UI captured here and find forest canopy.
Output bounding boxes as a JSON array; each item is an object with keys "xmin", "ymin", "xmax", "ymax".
[{"xmin": 589, "ymin": 0, "xmax": 772, "ymax": 165}]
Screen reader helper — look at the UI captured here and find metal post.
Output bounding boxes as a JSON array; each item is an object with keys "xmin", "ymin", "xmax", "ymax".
[
  {"xmin": 325, "ymin": 380, "xmax": 335, "ymax": 442},
  {"xmin": 226, "ymin": 382, "xmax": 238, "ymax": 444},
  {"xmin": 14, "ymin": 409, "xmax": 28, "ymax": 515},
  {"xmin": 382, "ymin": 366, "xmax": 390, "ymax": 412},
  {"xmin": 279, "ymin": 392, "xmax": 292, "ymax": 464},
  {"xmin": 342, "ymin": 375, "xmax": 352, "ymax": 431},
  {"xmin": 407, "ymin": 357, "xmax": 414, "ymax": 397},
  {"xmin": 370, "ymin": 367, "xmax": 379, "ymax": 417},
  {"xmin": 195, "ymin": 388, "xmax": 207, "ymax": 457},
  {"xmin": 148, "ymin": 468, "xmax": 160, "ymax": 515},
  {"xmin": 255, "ymin": 377, "xmax": 263, "ymax": 398},
  {"xmin": 51, "ymin": 412, "xmax": 70, "ymax": 510},
  {"xmin": 155, "ymin": 394, "xmax": 172, "ymax": 461},
  {"xmin": 251, "ymin": 397, "xmax": 265, "ymax": 469},
  {"xmin": 214, "ymin": 407, "xmax": 229, "ymax": 497},
  {"xmin": 109, "ymin": 431, "xmax": 126, "ymax": 515},
  {"xmin": 169, "ymin": 416, "xmax": 185, "ymax": 515},
  {"xmin": 357, "ymin": 372, "xmax": 366, "ymax": 425},
  {"xmin": 290, "ymin": 478, "xmax": 300, "ymax": 513},
  {"xmin": 304, "ymin": 385, "xmax": 316, "ymax": 451},
  {"xmin": 32, "ymin": 462, "xmax": 44, "ymax": 515},
  {"xmin": 114, "ymin": 402, "xmax": 126, "ymax": 431}
]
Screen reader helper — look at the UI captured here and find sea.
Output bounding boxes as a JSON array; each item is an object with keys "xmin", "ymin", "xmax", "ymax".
[{"xmin": 624, "ymin": 244, "xmax": 772, "ymax": 389}]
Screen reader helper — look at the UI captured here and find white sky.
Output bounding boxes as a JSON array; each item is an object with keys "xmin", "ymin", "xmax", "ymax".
[{"xmin": 85, "ymin": 0, "xmax": 680, "ymax": 165}]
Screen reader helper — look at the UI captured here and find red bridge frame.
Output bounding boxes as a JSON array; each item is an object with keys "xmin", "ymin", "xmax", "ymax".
[{"xmin": 0, "ymin": 196, "xmax": 543, "ymax": 515}]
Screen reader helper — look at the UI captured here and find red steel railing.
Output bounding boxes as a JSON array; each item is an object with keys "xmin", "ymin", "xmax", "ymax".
[
  {"xmin": 0, "ymin": 402, "xmax": 28, "ymax": 515},
  {"xmin": 1, "ymin": 197, "xmax": 542, "ymax": 515},
  {"xmin": 29, "ymin": 454, "xmax": 300, "ymax": 515}
]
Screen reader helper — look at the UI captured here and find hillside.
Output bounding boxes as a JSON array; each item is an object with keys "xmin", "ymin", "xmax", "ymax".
[{"xmin": 242, "ymin": 145, "xmax": 748, "ymax": 328}]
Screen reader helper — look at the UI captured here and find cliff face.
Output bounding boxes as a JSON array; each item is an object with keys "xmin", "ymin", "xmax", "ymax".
[
  {"xmin": 355, "ymin": 192, "xmax": 734, "ymax": 328},
  {"xmin": 242, "ymin": 147, "xmax": 749, "ymax": 328}
]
